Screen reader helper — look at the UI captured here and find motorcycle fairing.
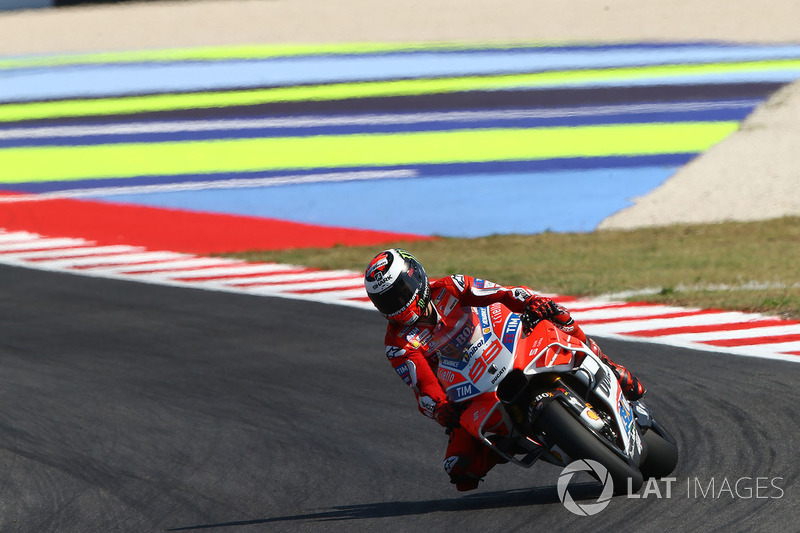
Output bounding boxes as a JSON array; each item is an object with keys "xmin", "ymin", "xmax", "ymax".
[{"xmin": 437, "ymin": 304, "xmax": 645, "ymax": 468}]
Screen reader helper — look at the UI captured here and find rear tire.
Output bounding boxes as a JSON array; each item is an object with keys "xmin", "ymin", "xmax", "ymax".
[
  {"xmin": 536, "ymin": 401, "xmax": 643, "ymax": 494},
  {"xmin": 640, "ymin": 426, "xmax": 679, "ymax": 479}
]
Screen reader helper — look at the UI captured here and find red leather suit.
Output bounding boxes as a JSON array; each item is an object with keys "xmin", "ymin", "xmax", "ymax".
[{"xmin": 383, "ymin": 275, "xmax": 588, "ymax": 491}]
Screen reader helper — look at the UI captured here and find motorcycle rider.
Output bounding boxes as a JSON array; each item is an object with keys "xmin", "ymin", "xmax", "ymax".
[{"xmin": 365, "ymin": 248, "xmax": 646, "ymax": 492}]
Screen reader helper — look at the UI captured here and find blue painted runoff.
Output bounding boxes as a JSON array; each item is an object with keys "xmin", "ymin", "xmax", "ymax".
[{"xmin": 85, "ymin": 166, "xmax": 678, "ymax": 236}]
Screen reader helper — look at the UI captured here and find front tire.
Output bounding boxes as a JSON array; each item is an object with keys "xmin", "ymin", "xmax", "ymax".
[
  {"xmin": 536, "ymin": 401, "xmax": 643, "ymax": 494},
  {"xmin": 640, "ymin": 425, "xmax": 679, "ymax": 479}
]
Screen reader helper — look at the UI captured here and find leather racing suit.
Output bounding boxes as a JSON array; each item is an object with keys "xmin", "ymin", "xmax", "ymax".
[{"xmin": 382, "ymin": 274, "xmax": 642, "ymax": 491}]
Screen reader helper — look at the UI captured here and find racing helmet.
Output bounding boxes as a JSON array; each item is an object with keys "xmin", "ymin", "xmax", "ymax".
[{"xmin": 364, "ymin": 249, "xmax": 431, "ymax": 325}]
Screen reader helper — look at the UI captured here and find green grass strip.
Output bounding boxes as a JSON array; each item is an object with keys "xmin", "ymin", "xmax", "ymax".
[
  {"xmin": 0, "ymin": 122, "xmax": 738, "ymax": 183},
  {"xmin": 1, "ymin": 59, "xmax": 799, "ymax": 123},
  {"xmin": 225, "ymin": 217, "xmax": 800, "ymax": 319}
]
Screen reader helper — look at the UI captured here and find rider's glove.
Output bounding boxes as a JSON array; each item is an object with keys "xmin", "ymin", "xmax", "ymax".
[
  {"xmin": 521, "ymin": 295, "xmax": 576, "ymax": 332},
  {"xmin": 434, "ymin": 401, "xmax": 464, "ymax": 430},
  {"xmin": 524, "ymin": 295, "xmax": 558, "ymax": 320},
  {"xmin": 549, "ymin": 303, "xmax": 574, "ymax": 327},
  {"xmin": 521, "ymin": 295, "xmax": 558, "ymax": 333}
]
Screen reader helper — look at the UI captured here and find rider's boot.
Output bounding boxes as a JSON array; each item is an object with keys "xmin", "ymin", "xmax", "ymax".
[
  {"xmin": 444, "ymin": 456, "xmax": 484, "ymax": 491},
  {"xmin": 587, "ymin": 338, "xmax": 646, "ymax": 401},
  {"xmin": 444, "ymin": 445, "xmax": 502, "ymax": 492}
]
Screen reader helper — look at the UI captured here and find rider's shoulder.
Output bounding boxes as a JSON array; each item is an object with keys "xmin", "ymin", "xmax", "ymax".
[
  {"xmin": 434, "ymin": 274, "xmax": 475, "ymax": 292},
  {"xmin": 384, "ymin": 324, "xmax": 429, "ymax": 358}
]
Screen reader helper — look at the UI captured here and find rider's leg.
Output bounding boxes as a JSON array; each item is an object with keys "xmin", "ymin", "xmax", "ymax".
[{"xmin": 443, "ymin": 428, "xmax": 501, "ymax": 491}]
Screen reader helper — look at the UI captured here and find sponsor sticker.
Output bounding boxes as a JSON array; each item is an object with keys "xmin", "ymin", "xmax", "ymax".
[
  {"xmin": 619, "ymin": 398, "xmax": 634, "ymax": 430},
  {"xmin": 448, "ymin": 382, "xmax": 480, "ymax": 401},
  {"xmin": 501, "ymin": 314, "xmax": 521, "ymax": 351},
  {"xmin": 385, "ymin": 346, "xmax": 406, "ymax": 359},
  {"xmin": 395, "ymin": 363, "xmax": 412, "ymax": 385}
]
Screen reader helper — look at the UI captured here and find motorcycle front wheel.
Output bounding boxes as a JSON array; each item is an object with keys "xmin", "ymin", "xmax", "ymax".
[
  {"xmin": 536, "ymin": 401, "xmax": 644, "ymax": 495},
  {"xmin": 639, "ymin": 423, "xmax": 679, "ymax": 479}
]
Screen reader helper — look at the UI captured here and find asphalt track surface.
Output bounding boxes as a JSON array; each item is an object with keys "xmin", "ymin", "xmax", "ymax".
[{"xmin": 2, "ymin": 265, "xmax": 799, "ymax": 532}]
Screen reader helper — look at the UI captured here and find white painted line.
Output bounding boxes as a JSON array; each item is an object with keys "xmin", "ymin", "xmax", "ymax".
[
  {"xmin": 142, "ymin": 263, "xmax": 299, "ymax": 280},
  {"xmin": 272, "ymin": 287, "xmax": 370, "ymax": 302},
  {"xmin": 0, "ymin": 237, "xmax": 89, "ymax": 252},
  {"xmin": 647, "ymin": 324, "xmax": 800, "ymax": 343},
  {"xmin": 0, "ymin": 231, "xmax": 46, "ymax": 243},
  {"xmin": 100, "ymin": 257, "xmax": 240, "ymax": 274},
  {"xmin": 0, "ymin": 169, "xmax": 418, "ymax": 201},
  {"xmin": 0, "ymin": 102, "xmax": 757, "ymax": 140},
  {"xmin": 0, "ymin": 245, "xmax": 144, "ymax": 260},
  {"xmin": 575, "ymin": 312, "xmax": 744, "ymax": 335},
  {"xmin": 609, "ymin": 312, "xmax": 762, "ymax": 334},
  {"xmin": 740, "ymin": 340, "xmax": 800, "ymax": 352},
  {"xmin": 583, "ymin": 330, "xmax": 800, "ymax": 364},
  {"xmin": 247, "ymin": 277, "xmax": 364, "ymax": 293},
  {"xmin": 221, "ymin": 269, "xmax": 358, "ymax": 286},
  {"xmin": 572, "ymin": 305, "xmax": 699, "ymax": 321},
  {"xmin": 34, "ymin": 251, "xmax": 191, "ymax": 268}
]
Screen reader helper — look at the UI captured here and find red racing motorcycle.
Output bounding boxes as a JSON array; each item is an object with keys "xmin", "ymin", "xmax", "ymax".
[{"xmin": 440, "ymin": 302, "xmax": 679, "ymax": 494}]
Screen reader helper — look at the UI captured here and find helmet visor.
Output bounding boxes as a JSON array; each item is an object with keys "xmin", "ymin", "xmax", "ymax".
[{"xmin": 370, "ymin": 270, "xmax": 421, "ymax": 318}]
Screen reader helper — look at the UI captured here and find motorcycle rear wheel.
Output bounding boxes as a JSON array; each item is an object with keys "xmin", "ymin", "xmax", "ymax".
[{"xmin": 536, "ymin": 401, "xmax": 644, "ymax": 495}]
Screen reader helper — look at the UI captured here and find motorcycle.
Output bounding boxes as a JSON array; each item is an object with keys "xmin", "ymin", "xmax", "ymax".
[{"xmin": 440, "ymin": 302, "xmax": 678, "ymax": 494}]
